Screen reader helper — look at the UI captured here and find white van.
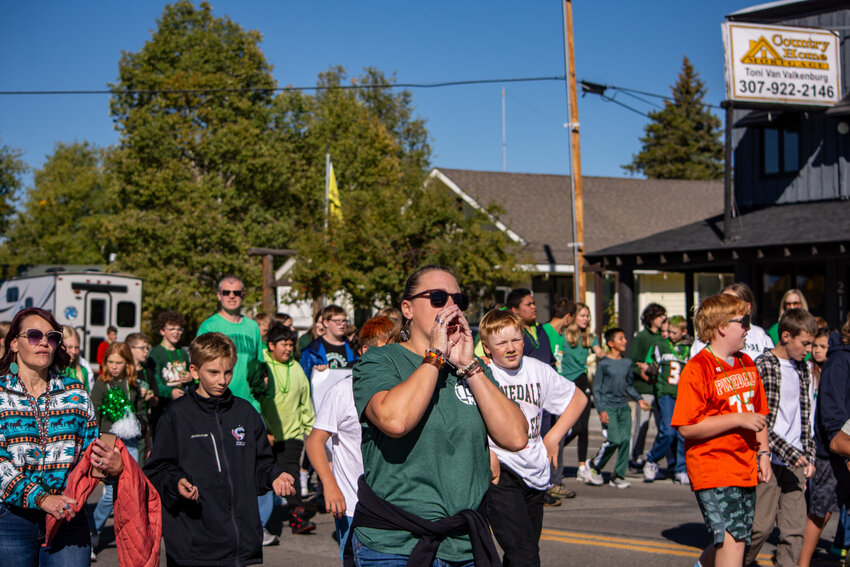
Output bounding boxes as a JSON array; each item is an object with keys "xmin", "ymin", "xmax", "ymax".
[{"xmin": 0, "ymin": 269, "xmax": 142, "ymax": 361}]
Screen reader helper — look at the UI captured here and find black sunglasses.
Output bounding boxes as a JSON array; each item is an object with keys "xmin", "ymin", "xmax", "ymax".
[
  {"xmin": 219, "ymin": 289, "xmax": 244, "ymax": 298},
  {"xmin": 728, "ymin": 314, "xmax": 751, "ymax": 330},
  {"xmin": 19, "ymin": 329, "xmax": 63, "ymax": 348},
  {"xmin": 408, "ymin": 289, "xmax": 470, "ymax": 311}
]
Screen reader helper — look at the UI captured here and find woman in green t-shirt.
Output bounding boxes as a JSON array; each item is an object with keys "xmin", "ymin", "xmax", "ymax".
[
  {"xmin": 352, "ymin": 265, "xmax": 527, "ymax": 565},
  {"xmin": 562, "ymin": 303, "xmax": 605, "ymax": 485}
]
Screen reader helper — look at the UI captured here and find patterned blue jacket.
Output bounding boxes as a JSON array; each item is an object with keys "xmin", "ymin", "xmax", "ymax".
[{"xmin": 0, "ymin": 371, "xmax": 98, "ymax": 509}]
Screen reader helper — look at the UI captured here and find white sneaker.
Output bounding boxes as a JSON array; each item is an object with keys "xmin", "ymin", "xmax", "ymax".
[
  {"xmin": 643, "ymin": 460, "xmax": 659, "ymax": 482},
  {"xmin": 91, "ymin": 550, "xmax": 97, "ymax": 562},
  {"xmin": 577, "ymin": 465, "xmax": 590, "ymax": 483},
  {"xmin": 586, "ymin": 466, "xmax": 604, "ymax": 486},
  {"xmin": 262, "ymin": 530, "xmax": 279, "ymax": 546},
  {"xmin": 674, "ymin": 471, "xmax": 690, "ymax": 485},
  {"xmin": 609, "ymin": 476, "xmax": 631, "ymax": 489}
]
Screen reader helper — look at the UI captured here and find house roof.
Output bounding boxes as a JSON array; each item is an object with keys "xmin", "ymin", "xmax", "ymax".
[
  {"xmin": 586, "ymin": 199, "xmax": 850, "ymax": 259},
  {"xmin": 430, "ymin": 168, "xmax": 723, "ymax": 266}
]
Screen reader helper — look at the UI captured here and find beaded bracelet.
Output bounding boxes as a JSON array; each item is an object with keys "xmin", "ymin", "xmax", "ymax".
[
  {"xmin": 35, "ymin": 491, "xmax": 49, "ymax": 508},
  {"xmin": 422, "ymin": 348, "xmax": 445, "ymax": 368},
  {"xmin": 457, "ymin": 360, "xmax": 482, "ymax": 379}
]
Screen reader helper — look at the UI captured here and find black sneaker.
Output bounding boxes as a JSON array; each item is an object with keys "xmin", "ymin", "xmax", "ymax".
[{"xmin": 543, "ymin": 492, "xmax": 562, "ymax": 507}]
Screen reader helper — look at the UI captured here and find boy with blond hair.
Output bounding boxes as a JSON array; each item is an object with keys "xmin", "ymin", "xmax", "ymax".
[
  {"xmin": 144, "ymin": 332, "xmax": 295, "ymax": 567},
  {"xmin": 480, "ymin": 309, "xmax": 587, "ymax": 566},
  {"xmin": 672, "ymin": 294, "xmax": 771, "ymax": 567}
]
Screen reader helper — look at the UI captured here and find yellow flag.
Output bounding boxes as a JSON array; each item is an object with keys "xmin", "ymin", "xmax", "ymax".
[{"xmin": 328, "ymin": 161, "xmax": 343, "ymax": 223}]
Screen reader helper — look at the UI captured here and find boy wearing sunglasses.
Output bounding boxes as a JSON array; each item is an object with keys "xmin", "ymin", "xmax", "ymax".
[
  {"xmin": 300, "ymin": 305, "xmax": 357, "ymax": 382},
  {"xmin": 672, "ymin": 294, "xmax": 770, "ymax": 567},
  {"xmin": 745, "ymin": 309, "xmax": 816, "ymax": 567}
]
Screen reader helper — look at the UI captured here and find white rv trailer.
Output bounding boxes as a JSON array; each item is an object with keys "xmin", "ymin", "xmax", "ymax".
[{"xmin": 0, "ymin": 270, "xmax": 142, "ymax": 361}]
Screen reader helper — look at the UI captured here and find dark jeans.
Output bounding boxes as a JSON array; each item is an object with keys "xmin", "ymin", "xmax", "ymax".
[
  {"xmin": 486, "ymin": 466, "xmax": 545, "ymax": 567},
  {"xmin": 273, "ymin": 438, "xmax": 304, "ymax": 508},
  {"xmin": 562, "ymin": 373, "xmax": 591, "ymax": 463},
  {"xmin": 0, "ymin": 504, "xmax": 91, "ymax": 567}
]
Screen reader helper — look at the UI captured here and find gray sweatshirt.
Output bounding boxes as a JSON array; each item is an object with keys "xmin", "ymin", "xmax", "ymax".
[{"xmin": 593, "ymin": 356, "xmax": 642, "ymax": 411}]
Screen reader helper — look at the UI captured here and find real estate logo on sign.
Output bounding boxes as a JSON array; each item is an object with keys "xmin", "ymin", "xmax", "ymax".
[{"xmin": 722, "ymin": 22, "xmax": 840, "ymax": 106}]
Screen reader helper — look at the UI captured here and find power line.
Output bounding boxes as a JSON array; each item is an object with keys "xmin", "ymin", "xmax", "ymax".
[
  {"xmin": 0, "ymin": 75, "xmax": 567, "ymax": 96},
  {"xmin": 0, "ymin": 76, "xmax": 725, "ymax": 111}
]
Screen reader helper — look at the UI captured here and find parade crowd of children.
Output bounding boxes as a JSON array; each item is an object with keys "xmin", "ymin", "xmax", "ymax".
[{"xmin": 25, "ymin": 275, "xmax": 850, "ymax": 567}]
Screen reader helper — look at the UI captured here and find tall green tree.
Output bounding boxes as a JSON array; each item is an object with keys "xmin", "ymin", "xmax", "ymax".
[
  {"xmin": 3, "ymin": 142, "xmax": 107, "ymax": 265},
  {"xmin": 99, "ymin": 1, "xmax": 523, "ymax": 327},
  {"xmin": 104, "ymin": 0, "xmax": 289, "ymax": 328},
  {"xmin": 623, "ymin": 57, "xmax": 723, "ymax": 180},
  {"xmin": 0, "ymin": 138, "xmax": 27, "ymax": 236}
]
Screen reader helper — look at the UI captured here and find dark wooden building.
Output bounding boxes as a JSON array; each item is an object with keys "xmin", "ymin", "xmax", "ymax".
[{"xmin": 586, "ymin": 0, "xmax": 850, "ymax": 338}]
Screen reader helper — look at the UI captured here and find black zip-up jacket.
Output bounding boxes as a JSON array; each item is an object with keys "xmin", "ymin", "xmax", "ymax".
[{"xmin": 144, "ymin": 387, "xmax": 283, "ymax": 566}]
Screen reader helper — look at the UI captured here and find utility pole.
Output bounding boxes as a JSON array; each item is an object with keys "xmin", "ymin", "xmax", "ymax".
[
  {"xmin": 502, "ymin": 86, "xmax": 507, "ymax": 172},
  {"xmin": 562, "ymin": 0, "xmax": 585, "ymax": 302}
]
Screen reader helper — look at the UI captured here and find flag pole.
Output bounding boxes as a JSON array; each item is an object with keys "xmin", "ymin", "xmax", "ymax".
[{"xmin": 324, "ymin": 153, "xmax": 330, "ymax": 233}]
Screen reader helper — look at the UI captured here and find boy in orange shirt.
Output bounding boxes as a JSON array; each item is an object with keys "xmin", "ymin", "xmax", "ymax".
[{"xmin": 671, "ymin": 293, "xmax": 772, "ymax": 567}]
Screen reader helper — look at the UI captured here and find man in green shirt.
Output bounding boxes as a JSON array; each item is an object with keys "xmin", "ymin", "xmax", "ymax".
[
  {"xmin": 628, "ymin": 302, "xmax": 666, "ymax": 469},
  {"xmin": 197, "ymin": 276, "xmax": 264, "ymax": 413}
]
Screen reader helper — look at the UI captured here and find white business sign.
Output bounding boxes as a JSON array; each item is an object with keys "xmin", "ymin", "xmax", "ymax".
[{"xmin": 722, "ymin": 22, "xmax": 840, "ymax": 106}]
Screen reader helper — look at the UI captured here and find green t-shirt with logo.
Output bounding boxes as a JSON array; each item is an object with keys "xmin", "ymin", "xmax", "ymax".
[
  {"xmin": 149, "ymin": 344, "xmax": 190, "ymax": 400},
  {"xmin": 644, "ymin": 339, "xmax": 687, "ymax": 398},
  {"xmin": 543, "ymin": 322, "xmax": 567, "ymax": 377},
  {"xmin": 352, "ymin": 343, "xmax": 498, "ymax": 561},
  {"xmin": 197, "ymin": 313, "xmax": 264, "ymax": 413}
]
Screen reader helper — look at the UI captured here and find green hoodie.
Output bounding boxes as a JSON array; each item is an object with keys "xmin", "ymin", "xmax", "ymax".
[{"xmin": 259, "ymin": 351, "xmax": 315, "ymax": 441}]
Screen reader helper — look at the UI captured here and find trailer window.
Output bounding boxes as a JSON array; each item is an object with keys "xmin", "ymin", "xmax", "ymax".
[
  {"xmin": 24, "ymin": 298, "xmax": 33, "ymax": 308},
  {"xmin": 116, "ymin": 302, "xmax": 136, "ymax": 328},
  {"xmin": 90, "ymin": 299, "xmax": 106, "ymax": 326},
  {"xmin": 6, "ymin": 287, "xmax": 18, "ymax": 302}
]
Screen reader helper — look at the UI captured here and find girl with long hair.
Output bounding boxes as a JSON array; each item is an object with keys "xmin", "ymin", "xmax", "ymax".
[
  {"xmin": 562, "ymin": 303, "xmax": 606, "ymax": 485},
  {"xmin": 89, "ymin": 342, "xmax": 146, "ymax": 551}
]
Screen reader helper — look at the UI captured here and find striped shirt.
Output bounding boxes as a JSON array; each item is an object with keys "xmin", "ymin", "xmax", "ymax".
[{"xmin": 0, "ymin": 371, "xmax": 98, "ymax": 509}]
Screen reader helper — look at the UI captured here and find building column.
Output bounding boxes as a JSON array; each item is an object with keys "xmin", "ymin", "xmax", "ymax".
[
  {"xmin": 618, "ymin": 268, "xmax": 635, "ymax": 339},
  {"xmin": 684, "ymin": 271, "xmax": 695, "ymax": 337}
]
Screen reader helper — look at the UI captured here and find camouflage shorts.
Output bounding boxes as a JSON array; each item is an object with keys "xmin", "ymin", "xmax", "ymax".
[{"xmin": 694, "ymin": 486, "xmax": 756, "ymax": 546}]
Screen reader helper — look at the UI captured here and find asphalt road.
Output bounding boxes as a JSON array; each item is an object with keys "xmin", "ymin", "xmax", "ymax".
[{"xmin": 91, "ymin": 412, "xmax": 843, "ymax": 566}]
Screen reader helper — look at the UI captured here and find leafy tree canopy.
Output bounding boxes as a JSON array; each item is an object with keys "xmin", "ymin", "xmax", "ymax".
[
  {"xmin": 0, "ymin": 137, "xmax": 27, "ymax": 236},
  {"xmin": 623, "ymin": 57, "xmax": 723, "ymax": 180},
  {"xmin": 2, "ymin": 141, "xmax": 107, "ymax": 266},
  {"xmin": 5, "ymin": 1, "xmax": 525, "ymax": 329}
]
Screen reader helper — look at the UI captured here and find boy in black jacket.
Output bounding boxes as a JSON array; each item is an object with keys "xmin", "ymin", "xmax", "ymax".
[{"xmin": 144, "ymin": 332, "xmax": 295, "ymax": 567}]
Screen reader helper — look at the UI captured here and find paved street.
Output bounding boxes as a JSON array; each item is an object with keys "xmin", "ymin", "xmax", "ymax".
[{"xmin": 91, "ymin": 411, "xmax": 843, "ymax": 566}]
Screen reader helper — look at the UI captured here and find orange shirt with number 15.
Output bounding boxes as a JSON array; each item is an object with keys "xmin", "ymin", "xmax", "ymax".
[{"xmin": 671, "ymin": 349, "xmax": 767, "ymax": 491}]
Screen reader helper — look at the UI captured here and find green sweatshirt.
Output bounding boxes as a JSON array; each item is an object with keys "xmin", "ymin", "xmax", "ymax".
[{"xmin": 629, "ymin": 327, "xmax": 658, "ymax": 395}]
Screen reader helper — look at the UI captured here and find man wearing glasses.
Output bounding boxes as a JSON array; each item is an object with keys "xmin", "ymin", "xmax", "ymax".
[
  {"xmin": 197, "ymin": 275, "xmax": 265, "ymax": 413},
  {"xmin": 300, "ymin": 305, "xmax": 357, "ymax": 382}
]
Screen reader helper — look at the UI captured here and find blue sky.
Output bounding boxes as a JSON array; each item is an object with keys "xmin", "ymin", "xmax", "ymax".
[{"xmin": 1, "ymin": 0, "xmax": 756, "ymax": 186}]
